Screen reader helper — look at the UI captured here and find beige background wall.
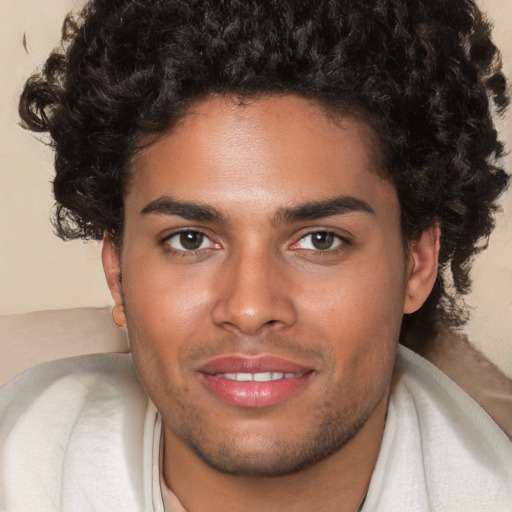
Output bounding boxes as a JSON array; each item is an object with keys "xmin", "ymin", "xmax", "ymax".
[{"xmin": 1, "ymin": 0, "xmax": 511, "ymax": 376}]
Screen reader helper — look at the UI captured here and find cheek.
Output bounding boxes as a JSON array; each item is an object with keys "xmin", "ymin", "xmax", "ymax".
[
  {"xmin": 296, "ymin": 256, "xmax": 405, "ymax": 379},
  {"xmin": 298, "ymin": 256, "xmax": 406, "ymax": 333},
  {"xmin": 122, "ymin": 256, "xmax": 216, "ymax": 346},
  {"xmin": 121, "ymin": 262, "xmax": 206, "ymax": 399}
]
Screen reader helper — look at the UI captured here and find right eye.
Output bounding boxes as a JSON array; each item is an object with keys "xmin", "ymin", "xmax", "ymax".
[
  {"xmin": 294, "ymin": 231, "xmax": 344, "ymax": 251},
  {"xmin": 164, "ymin": 230, "xmax": 217, "ymax": 252}
]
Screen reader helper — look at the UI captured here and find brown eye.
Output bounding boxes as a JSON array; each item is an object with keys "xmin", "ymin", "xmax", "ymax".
[
  {"xmin": 294, "ymin": 231, "xmax": 344, "ymax": 251},
  {"xmin": 311, "ymin": 232, "xmax": 335, "ymax": 250},
  {"xmin": 166, "ymin": 230, "xmax": 215, "ymax": 252},
  {"xmin": 180, "ymin": 231, "xmax": 204, "ymax": 250}
]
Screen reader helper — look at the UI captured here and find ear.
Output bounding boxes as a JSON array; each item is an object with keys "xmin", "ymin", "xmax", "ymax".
[
  {"xmin": 403, "ymin": 225, "xmax": 440, "ymax": 314},
  {"xmin": 102, "ymin": 233, "xmax": 127, "ymax": 326}
]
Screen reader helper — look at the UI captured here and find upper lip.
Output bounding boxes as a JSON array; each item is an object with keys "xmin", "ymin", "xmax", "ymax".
[{"xmin": 198, "ymin": 355, "xmax": 312, "ymax": 375}]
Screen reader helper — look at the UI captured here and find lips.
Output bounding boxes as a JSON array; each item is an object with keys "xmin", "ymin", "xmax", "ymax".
[{"xmin": 198, "ymin": 355, "xmax": 314, "ymax": 408}]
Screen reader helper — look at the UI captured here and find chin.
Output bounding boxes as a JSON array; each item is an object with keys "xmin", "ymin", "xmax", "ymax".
[{"xmin": 180, "ymin": 407, "xmax": 369, "ymax": 478}]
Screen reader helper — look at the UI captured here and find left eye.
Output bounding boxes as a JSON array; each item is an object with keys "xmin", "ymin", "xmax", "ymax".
[
  {"xmin": 295, "ymin": 232, "xmax": 344, "ymax": 251},
  {"xmin": 165, "ymin": 231, "xmax": 216, "ymax": 251}
]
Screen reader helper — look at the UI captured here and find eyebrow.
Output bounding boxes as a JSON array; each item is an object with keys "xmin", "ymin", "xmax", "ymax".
[
  {"xmin": 140, "ymin": 194, "xmax": 375, "ymax": 225},
  {"xmin": 272, "ymin": 195, "xmax": 375, "ymax": 226},
  {"xmin": 140, "ymin": 195, "xmax": 227, "ymax": 223}
]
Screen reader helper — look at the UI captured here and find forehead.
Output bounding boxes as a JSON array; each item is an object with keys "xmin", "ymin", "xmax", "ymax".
[{"xmin": 128, "ymin": 94, "xmax": 396, "ymax": 218}]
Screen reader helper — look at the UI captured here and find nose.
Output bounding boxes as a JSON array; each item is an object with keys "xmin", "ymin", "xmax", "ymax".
[{"xmin": 211, "ymin": 250, "xmax": 297, "ymax": 335}]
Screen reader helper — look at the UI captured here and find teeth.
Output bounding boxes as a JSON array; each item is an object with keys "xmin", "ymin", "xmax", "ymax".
[
  {"xmin": 254, "ymin": 372, "xmax": 274, "ymax": 382},
  {"xmin": 218, "ymin": 371, "xmax": 301, "ymax": 382}
]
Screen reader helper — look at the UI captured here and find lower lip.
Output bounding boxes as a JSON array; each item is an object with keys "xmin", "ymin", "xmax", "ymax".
[{"xmin": 201, "ymin": 373, "xmax": 313, "ymax": 407}]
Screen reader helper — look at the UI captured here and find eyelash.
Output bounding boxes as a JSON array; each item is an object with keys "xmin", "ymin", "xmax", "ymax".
[
  {"xmin": 290, "ymin": 230, "xmax": 351, "ymax": 256},
  {"xmin": 160, "ymin": 229, "xmax": 218, "ymax": 257},
  {"xmin": 160, "ymin": 228, "xmax": 351, "ymax": 257}
]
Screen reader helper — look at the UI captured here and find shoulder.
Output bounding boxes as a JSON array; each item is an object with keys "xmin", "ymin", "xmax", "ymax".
[
  {"xmin": 0, "ymin": 353, "xmax": 147, "ymax": 435},
  {"xmin": 0, "ymin": 353, "xmax": 152, "ymax": 511},
  {"xmin": 396, "ymin": 345, "xmax": 511, "ymax": 458},
  {"xmin": 364, "ymin": 346, "xmax": 512, "ymax": 512}
]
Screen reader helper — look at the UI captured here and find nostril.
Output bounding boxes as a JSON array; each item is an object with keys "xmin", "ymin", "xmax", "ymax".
[{"xmin": 211, "ymin": 268, "xmax": 297, "ymax": 334}]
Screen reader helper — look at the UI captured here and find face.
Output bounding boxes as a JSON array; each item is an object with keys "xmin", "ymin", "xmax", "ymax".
[{"xmin": 104, "ymin": 95, "xmax": 436, "ymax": 477}]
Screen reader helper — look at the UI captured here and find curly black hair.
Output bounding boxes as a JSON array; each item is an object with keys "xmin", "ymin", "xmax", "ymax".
[{"xmin": 19, "ymin": 0, "xmax": 509, "ymax": 349}]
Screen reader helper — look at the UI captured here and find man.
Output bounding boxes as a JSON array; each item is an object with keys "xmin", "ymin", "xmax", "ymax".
[{"xmin": 1, "ymin": 0, "xmax": 511, "ymax": 510}]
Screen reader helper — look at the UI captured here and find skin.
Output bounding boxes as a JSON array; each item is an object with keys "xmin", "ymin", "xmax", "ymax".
[{"xmin": 103, "ymin": 94, "xmax": 439, "ymax": 512}]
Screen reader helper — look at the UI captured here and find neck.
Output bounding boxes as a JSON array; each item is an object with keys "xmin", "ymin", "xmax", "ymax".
[{"xmin": 162, "ymin": 393, "xmax": 388, "ymax": 512}]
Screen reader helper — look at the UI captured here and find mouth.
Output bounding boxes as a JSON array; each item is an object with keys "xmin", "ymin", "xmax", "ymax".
[
  {"xmin": 215, "ymin": 371, "xmax": 306, "ymax": 381},
  {"xmin": 198, "ymin": 355, "xmax": 314, "ymax": 408}
]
